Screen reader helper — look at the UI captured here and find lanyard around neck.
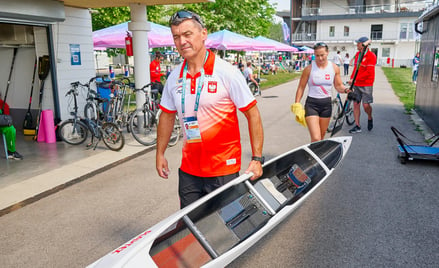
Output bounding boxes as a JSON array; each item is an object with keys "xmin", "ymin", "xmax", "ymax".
[{"xmin": 181, "ymin": 51, "xmax": 209, "ymax": 115}]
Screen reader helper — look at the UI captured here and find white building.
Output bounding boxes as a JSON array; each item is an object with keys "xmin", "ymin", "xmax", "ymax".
[
  {"xmin": 278, "ymin": 0, "xmax": 435, "ymax": 66},
  {"xmin": 0, "ymin": 1, "xmax": 96, "ymax": 123}
]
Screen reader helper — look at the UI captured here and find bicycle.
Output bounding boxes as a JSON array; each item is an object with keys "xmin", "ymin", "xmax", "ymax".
[
  {"xmin": 82, "ymin": 76, "xmax": 110, "ymax": 122},
  {"xmin": 106, "ymin": 78, "xmax": 136, "ymax": 132},
  {"xmin": 58, "ymin": 82, "xmax": 125, "ymax": 151},
  {"xmin": 129, "ymin": 83, "xmax": 181, "ymax": 147},
  {"xmin": 327, "ymin": 92, "xmax": 355, "ymax": 132}
]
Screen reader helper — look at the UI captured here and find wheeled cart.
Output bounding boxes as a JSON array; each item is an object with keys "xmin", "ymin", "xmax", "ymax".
[{"xmin": 391, "ymin": 126, "xmax": 439, "ymax": 164}]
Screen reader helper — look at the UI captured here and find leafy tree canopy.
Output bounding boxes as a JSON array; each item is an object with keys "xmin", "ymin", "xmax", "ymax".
[{"xmin": 92, "ymin": 0, "xmax": 276, "ymax": 38}]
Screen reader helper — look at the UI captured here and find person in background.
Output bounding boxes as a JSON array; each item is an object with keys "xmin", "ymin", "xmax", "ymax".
[
  {"xmin": 243, "ymin": 61, "xmax": 259, "ymax": 88},
  {"xmin": 343, "ymin": 53, "xmax": 350, "ymax": 76},
  {"xmin": 156, "ymin": 10, "xmax": 264, "ymax": 208},
  {"xmin": 0, "ymin": 93, "xmax": 23, "ymax": 160},
  {"xmin": 333, "ymin": 51, "xmax": 343, "ymax": 67},
  {"xmin": 348, "ymin": 36, "xmax": 377, "ymax": 134},
  {"xmin": 412, "ymin": 52, "xmax": 420, "ymax": 84},
  {"xmin": 292, "ymin": 42, "xmax": 349, "ymax": 142},
  {"xmin": 238, "ymin": 60, "xmax": 244, "ymax": 74},
  {"xmin": 150, "ymin": 51, "xmax": 164, "ymax": 94}
]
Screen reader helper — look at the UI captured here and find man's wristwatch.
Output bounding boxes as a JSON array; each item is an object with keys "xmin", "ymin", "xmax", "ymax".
[{"xmin": 251, "ymin": 156, "xmax": 265, "ymax": 164}]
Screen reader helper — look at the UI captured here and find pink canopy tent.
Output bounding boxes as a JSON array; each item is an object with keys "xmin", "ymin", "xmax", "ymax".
[
  {"xmin": 254, "ymin": 36, "xmax": 298, "ymax": 52},
  {"xmin": 205, "ymin": 30, "xmax": 276, "ymax": 51},
  {"xmin": 93, "ymin": 21, "xmax": 174, "ymax": 49}
]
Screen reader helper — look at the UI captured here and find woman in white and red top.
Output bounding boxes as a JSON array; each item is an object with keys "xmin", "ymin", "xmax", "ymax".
[{"xmin": 293, "ymin": 42, "xmax": 348, "ymax": 142}]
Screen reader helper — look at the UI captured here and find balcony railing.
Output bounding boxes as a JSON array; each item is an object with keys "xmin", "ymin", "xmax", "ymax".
[
  {"xmin": 292, "ymin": 33, "xmax": 317, "ymax": 42},
  {"xmin": 292, "ymin": 31, "xmax": 417, "ymax": 43},
  {"xmin": 301, "ymin": 2, "xmax": 430, "ymax": 17}
]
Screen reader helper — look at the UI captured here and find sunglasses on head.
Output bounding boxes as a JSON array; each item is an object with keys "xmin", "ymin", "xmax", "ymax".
[
  {"xmin": 169, "ymin": 10, "xmax": 205, "ymax": 28},
  {"xmin": 313, "ymin": 42, "xmax": 328, "ymax": 49}
]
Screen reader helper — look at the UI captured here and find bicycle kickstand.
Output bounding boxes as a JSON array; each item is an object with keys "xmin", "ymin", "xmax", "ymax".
[{"xmin": 92, "ymin": 137, "xmax": 102, "ymax": 150}]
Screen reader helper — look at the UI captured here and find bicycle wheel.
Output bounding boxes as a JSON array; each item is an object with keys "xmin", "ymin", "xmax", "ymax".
[
  {"xmin": 84, "ymin": 102, "xmax": 98, "ymax": 121},
  {"xmin": 327, "ymin": 98, "xmax": 342, "ymax": 132},
  {"xmin": 157, "ymin": 110, "xmax": 181, "ymax": 147},
  {"xmin": 58, "ymin": 119, "xmax": 88, "ymax": 145},
  {"xmin": 345, "ymin": 101, "xmax": 355, "ymax": 125},
  {"xmin": 168, "ymin": 114, "xmax": 181, "ymax": 147},
  {"xmin": 101, "ymin": 122, "xmax": 125, "ymax": 151},
  {"xmin": 248, "ymin": 82, "xmax": 260, "ymax": 96},
  {"xmin": 129, "ymin": 109, "xmax": 157, "ymax": 146}
]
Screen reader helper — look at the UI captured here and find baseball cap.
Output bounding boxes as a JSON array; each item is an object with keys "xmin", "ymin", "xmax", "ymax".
[{"xmin": 356, "ymin": 36, "xmax": 369, "ymax": 43}]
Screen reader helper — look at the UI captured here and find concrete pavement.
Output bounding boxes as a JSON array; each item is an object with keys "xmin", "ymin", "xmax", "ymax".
[
  {"xmin": 1, "ymin": 66, "xmax": 438, "ymax": 268},
  {"xmin": 0, "ymin": 66, "xmax": 434, "ymax": 217}
]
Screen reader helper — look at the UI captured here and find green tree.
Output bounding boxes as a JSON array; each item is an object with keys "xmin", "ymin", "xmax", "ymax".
[
  {"xmin": 91, "ymin": 1, "xmax": 277, "ymax": 56},
  {"xmin": 268, "ymin": 23, "xmax": 284, "ymax": 42},
  {"xmin": 92, "ymin": 1, "xmax": 276, "ymax": 37},
  {"xmin": 183, "ymin": 0, "xmax": 276, "ymax": 37},
  {"xmin": 91, "ymin": 5, "xmax": 165, "ymax": 31}
]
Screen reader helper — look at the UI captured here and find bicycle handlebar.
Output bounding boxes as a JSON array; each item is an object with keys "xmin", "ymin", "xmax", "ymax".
[{"xmin": 133, "ymin": 83, "xmax": 152, "ymax": 93}]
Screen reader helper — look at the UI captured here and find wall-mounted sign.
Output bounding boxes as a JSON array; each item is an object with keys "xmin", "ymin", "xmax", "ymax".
[{"xmin": 69, "ymin": 44, "xmax": 81, "ymax": 65}]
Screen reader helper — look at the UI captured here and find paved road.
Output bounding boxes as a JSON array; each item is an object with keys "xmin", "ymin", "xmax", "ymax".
[{"xmin": 1, "ymin": 68, "xmax": 438, "ymax": 267}]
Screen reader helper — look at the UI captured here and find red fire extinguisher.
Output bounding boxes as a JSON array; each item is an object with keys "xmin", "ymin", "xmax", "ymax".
[{"xmin": 125, "ymin": 32, "xmax": 133, "ymax": 56}]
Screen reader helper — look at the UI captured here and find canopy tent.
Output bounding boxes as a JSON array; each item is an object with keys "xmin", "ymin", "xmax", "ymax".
[
  {"xmin": 93, "ymin": 21, "xmax": 174, "ymax": 49},
  {"xmin": 205, "ymin": 30, "xmax": 276, "ymax": 51},
  {"xmin": 254, "ymin": 36, "xmax": 298, "ymax": 52}
]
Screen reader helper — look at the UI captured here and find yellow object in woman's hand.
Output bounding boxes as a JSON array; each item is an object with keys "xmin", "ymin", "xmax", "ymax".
[{"xmin": 290, "ymin": 103, "xmax": 307, "ymax": 127}]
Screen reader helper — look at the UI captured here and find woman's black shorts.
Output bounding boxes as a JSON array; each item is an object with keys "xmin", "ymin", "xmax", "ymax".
[{"xmin": 305, "ymin": 96, "xmax": 332, "ymax": 118}]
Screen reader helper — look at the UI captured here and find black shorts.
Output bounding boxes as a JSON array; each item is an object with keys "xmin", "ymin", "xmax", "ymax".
[
  {"xmin": 178, "ymin": 169, "xmax": 239, "ymax": 208},
  {"xmin": 305, "ymin": 96, "xmax": 332, "ymax": 118}
]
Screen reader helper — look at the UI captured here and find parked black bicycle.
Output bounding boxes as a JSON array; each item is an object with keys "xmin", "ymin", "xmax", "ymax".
[{"xmin": 58, "ymin": 81, "xmax": 125, "ymax": 151}]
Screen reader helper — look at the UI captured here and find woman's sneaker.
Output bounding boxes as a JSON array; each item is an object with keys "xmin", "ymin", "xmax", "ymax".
[
  {"xmin": 349, "ymin": 125, "xmax": 362, "ymax": 133},
  {"xmin": 8, "ymin": 151, "xmax": 23, "ymax": 160}
]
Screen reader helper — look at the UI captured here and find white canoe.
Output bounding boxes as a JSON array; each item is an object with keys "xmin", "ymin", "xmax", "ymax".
[{"xmin": 88, "ymin": 136, "xmax": 352, "ymax": 268}]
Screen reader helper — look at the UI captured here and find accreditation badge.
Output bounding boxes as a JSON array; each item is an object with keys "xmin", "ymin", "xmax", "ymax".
[{"xmin": 183, "ymin": 116, "xmax": 202, "ymax": 143}]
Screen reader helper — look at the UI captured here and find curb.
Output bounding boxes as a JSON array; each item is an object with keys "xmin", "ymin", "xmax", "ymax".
[{"xmin": 0, "ymin": 145, "xmax": 156, "ymax": 217}]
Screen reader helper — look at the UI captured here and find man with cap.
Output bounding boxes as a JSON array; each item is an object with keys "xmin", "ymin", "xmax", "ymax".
[
  {"xmin": 150, "ymin": 51, "xmax": 164, "ymax": 94},
  {"xmin": 348, "ymin": 36, "xmax": 376, "ymax": 133}
]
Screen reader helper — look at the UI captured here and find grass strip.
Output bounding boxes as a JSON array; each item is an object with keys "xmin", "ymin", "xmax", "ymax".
[{"xmin": 382, "ymin": 67, "xmax": 416, "ymax": 111}]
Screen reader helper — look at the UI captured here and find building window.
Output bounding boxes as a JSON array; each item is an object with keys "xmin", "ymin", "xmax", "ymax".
[
  {"xmin": 371, "ymin": 24, "xmax": 383, "ymax": 40},
  {"xmin": 344, "ymin": 26, "xmax": 349, "ymax": 37},
  {"xmin": 400, "ymin": 23, "xmax": 408, "ymax": 39},
  {"xmin": 399, "ymin": 23, "xmax": 414, "ymax": 40},
  {"xmin": 382, "ymin": 48, "xmax": 390, "ymax": 58},
  {"xmin": 329, "ymin": 26, "xmax": 335, "ymax": 37}
]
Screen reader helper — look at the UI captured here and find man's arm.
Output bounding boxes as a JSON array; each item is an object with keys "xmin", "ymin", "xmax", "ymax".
[
  {"xmin": 0, "ymin": 100, "xmax": 10, "ymax": 115},
  {"xmin": 156, "ymin": 111, "xmax": 176, "ymax": 179},
  {"xmin": 242, "ymin": 105, "xmax": 264, "ymax": 180}
]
